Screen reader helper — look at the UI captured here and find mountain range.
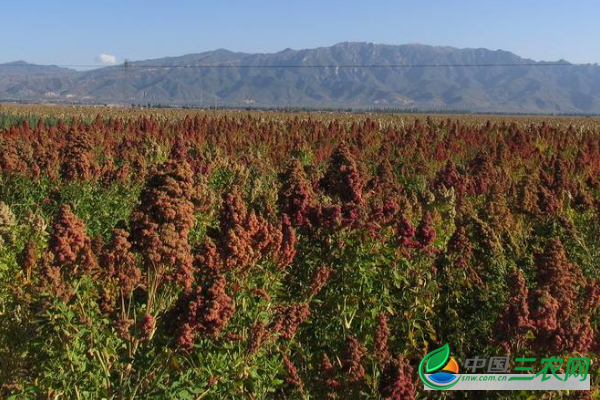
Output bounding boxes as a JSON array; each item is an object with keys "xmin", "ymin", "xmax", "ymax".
[{"xmin": 1, "ymin": 42, "xmax": 600, "ymax": 114}]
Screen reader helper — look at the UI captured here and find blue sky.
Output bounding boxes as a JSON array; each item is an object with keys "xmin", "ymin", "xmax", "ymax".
[{"xmin": 1, "ymin": 0, "xmax": 599, "ymax": 66}]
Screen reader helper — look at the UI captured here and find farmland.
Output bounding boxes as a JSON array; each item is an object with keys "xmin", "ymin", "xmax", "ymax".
[{"xmin": 0, "ymin": 104, "xmax": 599, "ymax": 398}]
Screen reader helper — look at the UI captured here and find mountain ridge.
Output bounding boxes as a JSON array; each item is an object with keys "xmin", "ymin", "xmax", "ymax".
[{"xmin": 2, "ymin": 42, "xmax": 600, "ymax": 114}]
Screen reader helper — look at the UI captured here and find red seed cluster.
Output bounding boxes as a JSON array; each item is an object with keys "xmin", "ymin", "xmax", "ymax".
[
  {"xmin": 496, "ymin": 238, "xmax": 599, "ymax": 354},
  {"xmin": 309, "ymin": 265, "xmax": 332, "ymax": 297},
  {"xmin": 530, "ymin": 238, "xmax": 592, "ymax": 353},
  {"xmin": 434, "ymin": 160, "xmax": 467, "ymax": 202},
  {"xmin": 278, "ymin": 214, "xmax": 297, "ymax": 268},
  {"xmin": 60, "ymin": 128, "xmax": 95, "ymax": 181},
  {"xmin": 195, "ymin": 237, "xmax": 223, "ymax": 271},
  {"xmin": 378, "ymin": 355, "xmax": 417, "ymax": 400},
  {"xmin": 218, "ymin": 187, "xmax": 288, "ymax": 272},
  {"xmin": 374, "ymin": 313, "xmax": 390, "ymax": 365},
  {"xmin": 282, "ymin": 354, "xmax": 303, "ymax": 388},
  {"xmin": 446, "ymin": 223, "xmax": 472, "ymax": 268},
  {"xmin": 131, "ymin": 159, "xmax": 196, "ymax": 290},
  {"xmin": 341, "ymin": 336, "xmax": 366, "ymax": 384},
  {"xmin": 247, "ymin": 321, "xmax": 269, "ymax": 355},
  {"xmin": 396, "ymin": 215, "xmax": 416, "ymax": 248},
  {"xmin": 415, "ymin": 210, "xmax": 436, "ymax": 248},
  {"xmin": 47, "ymin": 205, "xmax": 98, "ymax": 277},
  {"xmin": 278, "ymin": 159, "xmax": 315, "ymax": 226},
  {"xmin": 175, "ymin": 274, "xmax": 235, "ymax": 351},
  {"xmin": 139, "ymin": 313, "xmax": 156, "ymax": 341},
  {"xmin": 270, "ymin": 303, "xmax": 310, "ymax": 340},
  {"xmin": 320, "ymin": 143, "xmax": 363, "ymax": 204},
  {"xmin": 100, "ymin": 228, "xmax": 141, "ymax": 295},
  {"xmin": 496, "ymin": 269, "xmax": 532, "ymax": 352},
  {"xmin": 319, "ymin": 353, "xmax": 341, "ymax": 397}
]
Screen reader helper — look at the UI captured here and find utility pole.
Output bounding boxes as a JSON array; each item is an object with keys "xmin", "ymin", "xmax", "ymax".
[{"xmin": 123, "ymin": 59, "xmax": 131, "ymax": 107}]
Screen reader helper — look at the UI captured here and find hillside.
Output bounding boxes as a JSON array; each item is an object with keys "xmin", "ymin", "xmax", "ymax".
[{"xmin": 2, "ymin": 43, "xmax": 600, "ymax": 113}]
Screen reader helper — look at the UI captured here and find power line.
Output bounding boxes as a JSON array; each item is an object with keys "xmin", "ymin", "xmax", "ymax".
[{"xmin": 0, "ymin": 62, "xmax": 583, "ymax": 70}]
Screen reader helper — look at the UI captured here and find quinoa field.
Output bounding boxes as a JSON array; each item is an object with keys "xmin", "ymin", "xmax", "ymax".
[{"xmin": 0, "ymin": 105, "xmax": 599, "ymax": 398}]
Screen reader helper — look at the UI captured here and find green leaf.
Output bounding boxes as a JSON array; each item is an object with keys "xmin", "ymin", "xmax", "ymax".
[
  {"xmin": 425, "ymin": 343, "xmax": 450, "ymax": 373},
  {"xmin": 178, "ymin": 390, "xmax": 193, "ymax": 400}
]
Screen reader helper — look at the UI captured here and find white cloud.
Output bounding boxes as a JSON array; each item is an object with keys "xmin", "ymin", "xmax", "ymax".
[{"xmin": 97, "ymin": 53, "xmax": 117, "ymax": 65}]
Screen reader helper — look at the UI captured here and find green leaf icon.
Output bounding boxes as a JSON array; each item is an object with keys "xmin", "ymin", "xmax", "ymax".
[{"xmin": 425, "ymin": 344, "xmax": 450, "ymax": 373}]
